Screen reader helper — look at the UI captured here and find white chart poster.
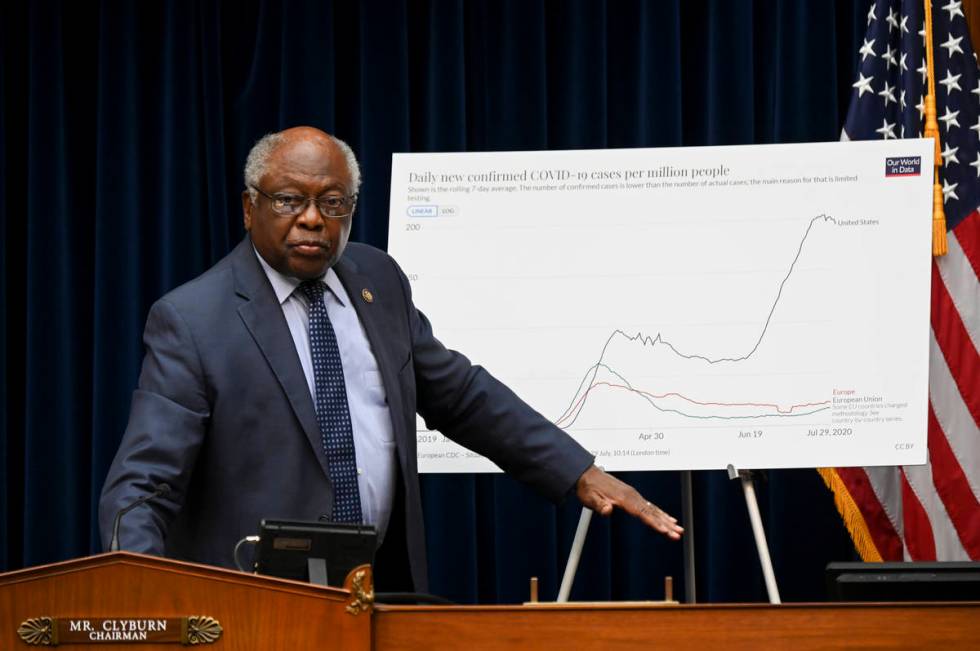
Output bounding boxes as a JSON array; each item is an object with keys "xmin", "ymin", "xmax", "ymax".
[{"xmin": 387, "ymin": 140, "xmax": 934, "ymax": 473}]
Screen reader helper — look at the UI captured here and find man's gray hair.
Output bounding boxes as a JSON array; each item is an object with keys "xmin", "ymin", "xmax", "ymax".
[{"xmin": 244, "ymin": 131, "xmax": 362, "ymax": 201}]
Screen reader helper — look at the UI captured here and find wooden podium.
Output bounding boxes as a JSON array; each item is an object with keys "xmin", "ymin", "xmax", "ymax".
[
  {"xmin": 0, "ymin": 552, "xmax": 371, "ymax": 649},
  {"xmin": 3, "ymin": 552, "xmax": 980, "ymax": 649}
]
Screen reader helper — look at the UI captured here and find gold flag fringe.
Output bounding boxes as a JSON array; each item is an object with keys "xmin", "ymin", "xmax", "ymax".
[
  {"xmin": 924, "ymin": 0, "xmax": 949, "ymax": 256},
  {"xmin": 817, "ymin": 467, "xmax": 884, "ymax": 562},
  {"xmin": 933, "ymin": 172, "xmax": 949, "ymax": 255}
]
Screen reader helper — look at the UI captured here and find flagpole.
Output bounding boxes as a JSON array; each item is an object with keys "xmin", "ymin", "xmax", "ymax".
[{"xmin": 924, "ymin": 0, "xmax": 949, "ymax": 256}]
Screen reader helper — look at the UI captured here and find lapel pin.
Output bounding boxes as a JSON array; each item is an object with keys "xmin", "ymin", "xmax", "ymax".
[{"xmin": 361, "ymin": 289, "xmax": 374, "ymax": 303}]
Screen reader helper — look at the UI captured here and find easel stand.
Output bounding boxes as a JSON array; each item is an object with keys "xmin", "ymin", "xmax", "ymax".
[
  {"xmin": 557, "ymin": 467, "xmax": 779, "ymax": 605},
  {"xmin": 727, "ymin": 464, "xmax": 781, "ymax": 604}
]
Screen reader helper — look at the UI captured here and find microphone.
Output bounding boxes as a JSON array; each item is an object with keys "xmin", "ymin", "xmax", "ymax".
[{"xmin": 109, "ymin": 483, "xmax": 171, "ymax": 552}]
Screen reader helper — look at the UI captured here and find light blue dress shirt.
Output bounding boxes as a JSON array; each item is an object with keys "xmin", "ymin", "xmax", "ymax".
[{"xmin": 255, "ymin": 250, "xmax": 396, "ymax": 542}]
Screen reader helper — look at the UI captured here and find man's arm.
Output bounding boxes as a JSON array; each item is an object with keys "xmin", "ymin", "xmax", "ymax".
[
  {"xmin": 389, "ymin": 257, "xmax": 682, "ymax": 538},
  {"xmin": 98, "ymin": 298, "xmax": 210, "ymax": 553},
  {"xmin": 410, "ymin": 305, "xmax": 594, "ymax": 501},
  {"xmin": 382, "ymin": 254, "xmax": 592, "ymax": 501}
]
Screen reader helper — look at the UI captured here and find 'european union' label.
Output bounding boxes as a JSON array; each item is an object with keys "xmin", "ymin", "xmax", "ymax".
[{"xmin": 885, "ymin": 156, "xmax": 921, "ymax": 177}]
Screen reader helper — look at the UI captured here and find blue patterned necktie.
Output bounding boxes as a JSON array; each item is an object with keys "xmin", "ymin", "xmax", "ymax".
[{"xmin": 300, "ymin": 280, "xmax": 363, "ymax": 523}]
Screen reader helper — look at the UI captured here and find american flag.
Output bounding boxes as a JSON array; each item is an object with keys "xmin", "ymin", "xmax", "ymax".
[{"xmin": 821, "ymin": 0, "xmax": 980, "ymax": 560}]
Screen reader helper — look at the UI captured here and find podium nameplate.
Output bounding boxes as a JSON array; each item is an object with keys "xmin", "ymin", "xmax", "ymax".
[{"xmin": 17, "ymin": 616, "xmax": 222, "ymax": 646}]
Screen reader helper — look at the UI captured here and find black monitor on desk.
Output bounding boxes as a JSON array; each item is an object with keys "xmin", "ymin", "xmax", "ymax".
[
  {"xmin": 254, "ymin": 519, "xmax": 376, "ymax": 588},
  {"xmin": 826, "ymin": 561, "xmax": 980, "ymax": 601}
]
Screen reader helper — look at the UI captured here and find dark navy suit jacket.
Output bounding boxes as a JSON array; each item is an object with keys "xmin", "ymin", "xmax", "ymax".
[{"xmin": 99, "ymin": 237, "xmax": 593, "ymax": 591}]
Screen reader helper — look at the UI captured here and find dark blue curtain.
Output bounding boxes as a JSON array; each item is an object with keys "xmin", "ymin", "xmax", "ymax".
[{"xmin": 2, "ymin": 0, "xmax": 868, "ymax": 603}]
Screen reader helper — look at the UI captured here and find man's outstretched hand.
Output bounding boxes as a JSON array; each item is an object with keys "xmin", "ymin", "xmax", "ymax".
[{"xmin": 575, "ymin": 465, "xmax": 684, "ymax": 540}]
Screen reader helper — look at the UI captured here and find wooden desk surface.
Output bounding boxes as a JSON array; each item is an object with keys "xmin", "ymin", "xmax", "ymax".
[
  {"xmin": 5, "ymin": 555, "xmax": 978, "ymax": 650},
  {"xmin": 373, "ymin": 601, "xmax": 980, "ymax": 650}
]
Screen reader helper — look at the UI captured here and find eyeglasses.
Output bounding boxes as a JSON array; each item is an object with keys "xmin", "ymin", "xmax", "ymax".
[{"xmin": 250, "ymin": 185, "xmax": 357, "ymax": 219}]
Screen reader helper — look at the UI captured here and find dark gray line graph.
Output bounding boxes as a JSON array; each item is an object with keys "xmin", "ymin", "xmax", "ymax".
[{"xmin": 556, "ymin": 215, "xmax": 836, "ymax": 427}]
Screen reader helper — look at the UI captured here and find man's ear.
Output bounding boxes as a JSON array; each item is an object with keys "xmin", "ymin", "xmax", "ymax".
[{"xmin": 242, "ymin": 191, "xmax": 253, "ymax": 231}]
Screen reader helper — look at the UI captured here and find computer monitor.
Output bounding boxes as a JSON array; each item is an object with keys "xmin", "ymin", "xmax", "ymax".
[
  {"xmin": 254, "ymin": 519, "xmax": 376, "ymax": 588},
  {"xmin": 826, "ymin": 561, "xmax": 980, "ymax": 601}
]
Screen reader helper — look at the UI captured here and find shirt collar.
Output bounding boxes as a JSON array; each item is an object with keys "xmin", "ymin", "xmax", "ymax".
[{"xmin": 253, "ymin": 246, "xmax": 347, "ymax": 307}]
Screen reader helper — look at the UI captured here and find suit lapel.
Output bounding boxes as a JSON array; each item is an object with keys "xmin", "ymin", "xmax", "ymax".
[{"xmin": 231, "ymin": 239, "xmax": 334, "ymax": 484}]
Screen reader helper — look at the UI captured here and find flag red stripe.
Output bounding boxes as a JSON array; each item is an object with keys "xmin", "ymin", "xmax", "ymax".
[
  {"xmin": 834, "ymin": 467, "xmax": 904, "ymax": 560},
  {"xmin": 900, "ymin": 470, "xmax": 936, "ymax": 561},
  {"xmin": 953, "ymin": 212, "xmax": 980, "ymax": 281},
  {"xmin": 927, "ymin": 405, "xmax": 980, "ymax": 559},
  {"xmin": 831, "ymin": 0, "xmax": 980, "ymax": 565},
  {"xmin": 931, "ymin": 262, "xmax": 980, "ymax": 427}
]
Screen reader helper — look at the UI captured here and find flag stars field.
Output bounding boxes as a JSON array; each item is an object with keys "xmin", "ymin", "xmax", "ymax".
[{"xmin": 833, "ymin": 0, "xmax": 980, "ymax": 563}]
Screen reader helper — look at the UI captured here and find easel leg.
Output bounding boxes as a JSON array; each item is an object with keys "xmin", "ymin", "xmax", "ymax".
[
  {"xmin": 681, "ymin": 470, "xmax": 696, "ymax": 603},
  {"xmin": 557, "ymin": 507, "xmax": 593, "ymax": 602},
  {"xmin": 728, "ymin": 465, "xmax": 781, "ymax": 604}
]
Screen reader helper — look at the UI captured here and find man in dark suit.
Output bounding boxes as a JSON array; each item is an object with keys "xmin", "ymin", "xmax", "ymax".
[{"xmin": 99, "ymin": 126, "xmax": 682, "ymax": 592}]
